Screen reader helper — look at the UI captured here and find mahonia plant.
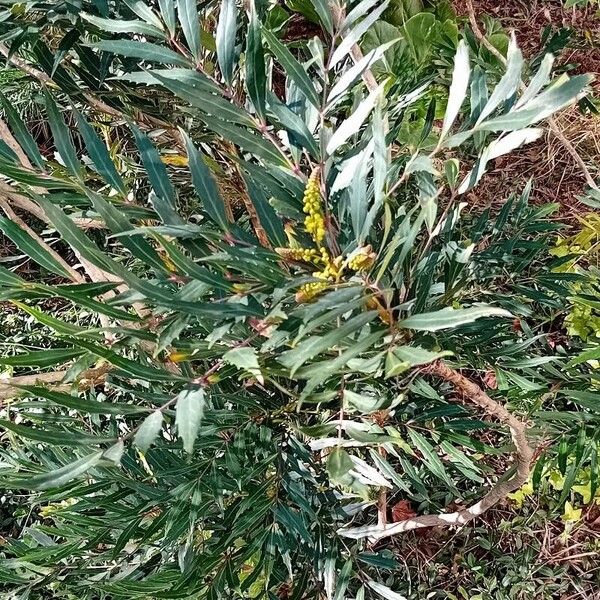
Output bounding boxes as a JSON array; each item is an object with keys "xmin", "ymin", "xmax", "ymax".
[{"xmin": 0, "ymin": 0, "xmax": 596, "ymax": 598}]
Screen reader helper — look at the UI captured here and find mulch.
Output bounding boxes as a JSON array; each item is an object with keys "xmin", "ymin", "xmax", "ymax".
[{"xmin": 453, "ymin": 0, "xmax": 599, "ymax": 220}]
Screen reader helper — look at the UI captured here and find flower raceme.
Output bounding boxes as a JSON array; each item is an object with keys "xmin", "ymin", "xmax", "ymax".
[
  {"xmin": 277, "ymin": 172, "xmax": 380, "ymax": 302},
  {"xmin": 302, "ymin": 169, "xmax": 326, "ymax": 245}
]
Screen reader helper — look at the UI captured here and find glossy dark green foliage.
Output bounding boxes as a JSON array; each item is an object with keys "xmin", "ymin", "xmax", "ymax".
[{"xmin": 0, "ymin": 1, "xmax": 596, "ymax": 599}]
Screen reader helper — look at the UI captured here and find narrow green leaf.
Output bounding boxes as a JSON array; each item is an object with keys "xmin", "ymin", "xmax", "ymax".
[
  {"xmin": 399, "ymin": 306, "xmax": 512, "ymax": 331},
  {"xmin": 327, "ymin": 40, "xmax": 400, "ymax": 106},
  {"xmin": 10, "ymin": 301, "xmax": 90, "ymax": 337},
  {"xmin": 134, "ymin": 410, "xmax": 163, "ymax": 452},
  {"xmin": 0, "ymin": 92, "xmax": 44, "ymax": 169},
  {"xmin": 199, "ymin": 116, "xmax": 286, "ymax": 165},
  {"xmin": 262, "ymin": 28, "xmax": 320, "ymax": 109},
  {"xmin": 0, "ymin": 420, "xmax": 115, "ymax": 446},
  {"xmin": 130, "ymin": 124, "xmax": 176, "ymax": 205},
  {"xmin": 280, "ymin": 311, "xmax": 377, "ymax": 375},
  {"xmin": 17, "ymin": 385, "xmax": 148, "ymax": 415},
  {"xmin": 458, "ymin": 128, "xmax": 543, "ymax": 194},
  {"xmin": 87, "ymin": 191, "xmax": 167, "ymax": 271},
  {"xmin": 181, "ymin": 130, "xmax": 229, "ymax": 229},
  {"xmin": 37, "ymin": 283, "xmax": 140, "ymax": 322},
  {"xmin": 178, "ymin": 0, "xmax": 201, "ymax": 62},
  {"xmin": 267, "ymin": 93, "xmax": 319, "ymax": 157},
  {"xmin": 0, "ymin": 217, "xmax": 75, "ymax": 280},
  {"xmin": 357, "ymin": 552, "xmax": 400, "ymax": 571},
  {"xmin": 157, "ymin": 237, "xmax": 231, "ymax": 291},
  {"xmin": 469, "ymin": 65, "xmax": 488, "ymax": 123},
  {"xmin": 175, "ymin": 388, "xmax": 205, "ymax": 454},
  {"xmin": 19, "ymin": 451, "xmax": 103, "ymax": 491},
  {"xmin": 343, "ymin": 0, "xmax": 382, "ymax": 31},
  {"xmin": 479, "ymin": 74, "xmax": 593, "ymax": 132},
  {"xmin": 367, "ymin": 580, "xmax": 407, "ymax": 600},
  {"xmin": 103, "ymin": 440, "xmax": 125, "ymax": 464},
  {"xmin": 567, "ymin": 346, "xmax": 600, "ymax": 368},
  {"xmin": 312, "ymin": 0, "xmax": 334, "ymax": 34},
  {"xmin": 54, "ymin": 34, "xmax": 81, "ymax": 80},
  {"xmin": 70, "ymin": 338, "xmax": 184, "ymax": 382},
  {"xmin": 123, "ymin": 0, "xmax": 164, "ymax": 29},
  {"xmin": 439, "ymin": 441, "xmax": 484, "ymax": 482},
  {"xmin": 476, "ymin": 34, "xmax": 523, "ymax": 124},
  {"xmin": 326, "ymin": 447, "xmax": 354, "ymax": 483},
  {"xmin": 0, "ymin": 348, "xmax": 83, "ymax": 368},
  {"xmin": 0, "ymin": 140, "xmax": 18, "ymax": 163},
  {"xmin": 243, "ymin": 173, "xmax": 286, "ymax": 246},
  {"xmin": 330, "ymin": 0, "xmax": 389, "ymax": 66},
  {"xmin": 516, "ymin": 53, "xmax": 554, "ymax": 108},
  {"xmin": 45, "ymin": 93, "xmax": 82, "ymax": 180},
  {"xmin": 299, "ymin": 331, "xmax": 384, "ymax": 396},
  {"xmin": 0, "ymin": 161, "xmax": 68, "ymax": 189},
  {"xmin": 386, "ymin": 346, "xmax": 453, "ymax": 377},
  {"xmin": 147, "ymin": 70, "xmax": 252, "ymax": 126},
  {"xmin": 407, "ymin": 429, "xmax": 455, "ymax": 490},
  {"xmin": 37, "ymin": 197, "xmax": 259, "ymax": 318},
  {"xmin": 81, "ymin": 13, "xmax": 166, "ymax": 38},
  {"xmin": 35, "ymin": 197, "xmax": 119, "ymax": 275},
  {"xmin": 91, "ymin": 39, "xmax": 192, "ymax": 67},
  {"xmin": 439, "ymin": 40, "xmax": 470, "ymax": 144},
  {"xmin": 124, "ymin": 67, "xmax": 221, "ymax": 93},
  {"xmin": 561, "ymin": 390, "xmax": 600, "ymax": 412},
  {"xmin": 246, "ymin": 6, "xmax": 266, "ymax": 121},
  {"xmin": 344, "ymin": 389, "xmax": 400, "ymax": 414},
  {"xmin": 326, "ymin": 81, "xmax": 386, "ymax": 154},
  {"xmin": 216, "ymin": 0, "xmax": 237, "ymax": 85},
  {"xmin": 223, "ymin": 347, "xmax": 263, "ymax": 384},
  {"xmin": 74, "ymin": 111, "xmax": 126, "ymax": 194},
  {"xmin": 0, "ymin": 265, "xmax": 24, "ymax": 286},
  {"xmin": 158, "ymin": 0, "xmax": 176, "ymax": 36}
]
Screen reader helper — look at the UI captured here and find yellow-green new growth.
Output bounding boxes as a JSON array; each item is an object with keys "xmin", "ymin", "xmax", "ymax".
[{"xmin": 302, "ymin": 169, "xmax": 325, "ymax": 244}]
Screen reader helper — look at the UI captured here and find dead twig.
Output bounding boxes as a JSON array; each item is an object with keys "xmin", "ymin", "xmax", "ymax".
[
  {"xmin": 339, "ymin": 360, "xmax": 534, "ymax": 540},
  {"xmin": 0, "ymin": 195, "xmax": 84, "ymax": 283},
  {"xmin": 0, "ymin": 364, "xmax": 110, "ymax": 405}
]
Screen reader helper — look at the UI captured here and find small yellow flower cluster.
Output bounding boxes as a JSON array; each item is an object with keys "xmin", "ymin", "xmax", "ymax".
[
  {"xmin": 314, "ymin": 255, "xmax": 343, "ymax": 281},
  {"xmin": 295, "ymin": 281, "xmax": 328, "ymax": 303},
  {"xmin": 285, "ymin": 173, "xmax": 377, "ymax": 304},
  {"xmin": 303, "ymin": 170, "xmax": 326, "ymax": 244},
  {"xmin": 347, "ymin": 245, "xmax": 376, "ymax": 272},
  {"xmin": 276, "ymin": 246, "xmax": 329, "ymax": 266},
  {"xmin": 296, "ymin": 255, "xmax": 345, "ymax": 303}
]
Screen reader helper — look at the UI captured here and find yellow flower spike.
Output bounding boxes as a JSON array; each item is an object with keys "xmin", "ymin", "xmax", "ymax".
[
  {"xmin": 296, "ymin": 281, "xmax": 328, "ymax": 303},
  {"xmin": 561, "ymin": 501, "xmax": 582, "ymax": 523},
  {"xmin": 275, "ymin": 247, "xmax": 304, "ymax": 262},
  {"xmin": 347, "ymin": 245, "xmax": 376, "ymax": 272},
  {"xmin": 302, "ymin": 169, "xmax": 326, "ymax": 244}
]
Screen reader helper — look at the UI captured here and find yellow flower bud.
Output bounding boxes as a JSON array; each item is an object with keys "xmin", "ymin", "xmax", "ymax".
[
  {"xmin": 347, "ymin": 245, "xmax": 376, "ymax": 272},
  {"xmin": 295, "ymin": 281, "xmax": 328, "ymax": 303},
  {"xmin": 302, "ymin": 168, "xmax": 327, "ymax": 245}
]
